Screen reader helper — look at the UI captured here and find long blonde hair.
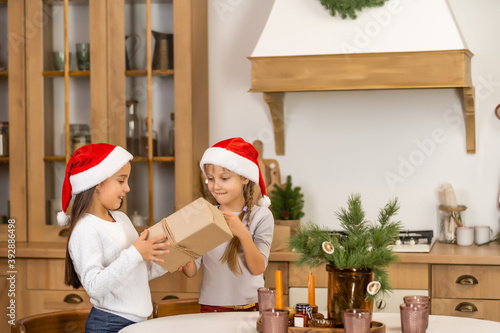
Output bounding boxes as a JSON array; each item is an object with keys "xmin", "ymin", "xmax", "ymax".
[{"xmin": 218, "ymin": 181, "xmax": 255, "ymax": 275}]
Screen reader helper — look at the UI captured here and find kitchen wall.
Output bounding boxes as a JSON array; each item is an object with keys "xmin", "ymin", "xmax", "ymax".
[{"xmin": 207, "ymin": 0, "xmax": 500, "ymax": 234}]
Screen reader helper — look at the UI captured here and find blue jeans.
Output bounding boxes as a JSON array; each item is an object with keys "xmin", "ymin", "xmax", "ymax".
[{"xmin": 85, "ymin": 307, "xmax": 136, "ymax": 333}]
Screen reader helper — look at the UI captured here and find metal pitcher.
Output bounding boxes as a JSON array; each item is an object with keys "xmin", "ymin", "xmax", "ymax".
[{"xmin": 152, "ymin": 30, "xmax": 174, "ymax": 70}]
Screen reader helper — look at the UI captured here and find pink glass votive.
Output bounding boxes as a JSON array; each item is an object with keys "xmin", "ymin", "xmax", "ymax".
[
  {"xmin": 262, "ymin": 308, "xmax": 289, "ymax": 333},
  {"xmin": 403, "ymin": 295, "xmax": 430, "ymax": 328},
  {"xmin": 400, "ymin": 303, "xmax": 427, "ymax": 333},
  {"xmin": 258, "ymin": 287, "xmax": 276, "ymax": 314},
  {"xmin": 343, "ymin": 309, "xmax": 372, "ymax": 333}
]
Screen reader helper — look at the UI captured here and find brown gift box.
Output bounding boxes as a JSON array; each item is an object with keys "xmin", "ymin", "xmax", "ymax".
[{"xmin": 147, "ymin": 197, "xmax": 233, "ymax": 272}]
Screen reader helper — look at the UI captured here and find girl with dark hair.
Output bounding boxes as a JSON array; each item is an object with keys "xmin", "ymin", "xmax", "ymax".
[{"xmin": 60, "ymin": 143, "xmax": 169, "ymax": 333}]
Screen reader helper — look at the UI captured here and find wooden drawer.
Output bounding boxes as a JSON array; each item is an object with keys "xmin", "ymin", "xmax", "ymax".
[
  {"xmin": 151, "ymin": 292, "xmax": 200, "ymax": 303},
  {"xmin": 27, "ymin": 290, "xmax": 91, "ymax": 315},
  {"xmin": 432, "ymin": 265, "xmax": 500, "ymax": 299},
  {"xmin": 431, "ymin": 298, "xmax": 500, "ymax": 322},
  {"xmin": 149, "ymin": 270, "xmax": 202, "ymax": 293},
  {"xmin": 27, "ymin": 259, "xmax": 75, "ymax": 290},
  {"xmin": 387, "ymin": 263, "xmax": 428, "ymax": 290}
]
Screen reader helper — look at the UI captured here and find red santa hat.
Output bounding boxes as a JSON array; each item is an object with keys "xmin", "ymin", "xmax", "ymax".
[
  {"xmin": 199, "ymin": 137, "xmax": 271, "ymax": 207},
  {"xmin": 57, "ymin": 143, "xmax": 133, "ymax": 226}
]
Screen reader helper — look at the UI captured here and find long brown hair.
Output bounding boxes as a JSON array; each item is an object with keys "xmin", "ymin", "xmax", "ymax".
[
  {"xmin": 64, "ymin": 186, "xmax": 96, "ymax": 289},
  {"xmin": 219, "ymin": 181, "xmax": 255, "ymax": 275}
]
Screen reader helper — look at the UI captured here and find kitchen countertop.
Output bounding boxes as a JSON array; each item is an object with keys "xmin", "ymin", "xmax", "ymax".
[{"xmin": 1, "ymin": 241, "xmax": 499, "ymax": 265}]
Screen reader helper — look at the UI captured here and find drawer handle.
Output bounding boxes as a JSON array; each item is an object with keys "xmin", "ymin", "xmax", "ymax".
[
  {"xmin": 64, "ymin": 294, "xmax": 83, "ymax": 304},
  {"xmin": 455, "ymin": 302, "xmax": 478, "ymax": 313},
  {"xmin": 59, "ymin": 228, "xmax": 70, "ymax": 237},
  {"xmin": 161, "ymin": 295, "xmax": 180, "ymax": 301},
  {"xmin": 455, "ymin": 275, "xmax": 478, "ymax": 285}
]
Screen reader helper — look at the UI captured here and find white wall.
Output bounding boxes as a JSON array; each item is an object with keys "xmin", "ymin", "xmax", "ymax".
[{"xmin": 207, "ymin": 0, "xmax": 500, "ymax": 234}]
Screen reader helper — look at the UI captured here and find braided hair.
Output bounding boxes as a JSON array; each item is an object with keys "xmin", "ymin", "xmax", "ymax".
[{"xmin": 219, "ymin": 181, "xmax": 255, "ymax": 275}]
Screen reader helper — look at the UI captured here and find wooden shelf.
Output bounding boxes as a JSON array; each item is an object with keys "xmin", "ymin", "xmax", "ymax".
[
  {"xmin": 0, "ymin": 157, "xmax": 8, "ymax": 163},
  {"xmin": 126, "ymin": 69, "xmax": 174, "ymax": 77},
  {"xmin": 0, "ymin": 72, "xmax": 7, "ymax": 77},
  {"xmin": 132, "ymin": 156, "xmax": 175, "ymax": 162},
  {"xmin": 249, "ymin": 49, "xmax": 476, "ymax": 154},
  {"xmin": 43, "ymin": 156, "xmax": 66, "ymax": 162},
  {"xmin": 43, "ymin": 70, "xmax": 90, "ymax": 77}
]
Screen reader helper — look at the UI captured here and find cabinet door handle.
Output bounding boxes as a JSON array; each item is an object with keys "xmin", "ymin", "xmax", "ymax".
[
  {"xmin": 455, "ymin": 275, "xmax": 478, "ymax": 285},
  {"xmin": 455, "ymin": 302, "xmax": 478, "ymax": 313},
  {"xmin": 64, "ymin": 294, "xmax": 84, "ymax": 304}
]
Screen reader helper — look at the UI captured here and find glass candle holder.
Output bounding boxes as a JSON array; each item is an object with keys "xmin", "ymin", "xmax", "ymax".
[
  {"xmin": 257, "ymin": 287, "xmax": 276, "ymax": 315},
  {"xmin": 343, "ymin": 309, "xmax": 372, "ymax": 333}
]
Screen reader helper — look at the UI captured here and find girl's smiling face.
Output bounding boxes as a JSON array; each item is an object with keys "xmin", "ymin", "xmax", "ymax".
[
  {"xmin": 95, "ymin": 162, "xmax": 131, "ymax": 212},
  {"xmin": 205, "ymin": 164, "xmax": 248, "ymax": 211}
]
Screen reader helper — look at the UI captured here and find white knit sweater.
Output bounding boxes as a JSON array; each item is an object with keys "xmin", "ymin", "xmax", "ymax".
[{"xmin": 68, "ymin": 210, "xmax": 166, "ymax": 322}]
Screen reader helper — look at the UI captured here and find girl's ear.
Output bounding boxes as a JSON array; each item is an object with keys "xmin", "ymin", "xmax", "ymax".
[{"xmin": 241, "ymin": 177, "xmax": 249, "ymax": 185}]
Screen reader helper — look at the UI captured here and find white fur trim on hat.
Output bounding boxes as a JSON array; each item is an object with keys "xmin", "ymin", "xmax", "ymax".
[
  {"xmin": 70, "ymin": 146, "xmax": 133, "ymax": 194},
  {"xmin": 200, "ymin": 147, "xmax": 260, "ymax": 184}
]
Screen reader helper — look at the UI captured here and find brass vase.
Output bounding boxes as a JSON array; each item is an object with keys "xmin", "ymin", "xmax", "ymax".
[{"xmin": 326, "ymin": 264, "xmax": 374, "ymax": 328}]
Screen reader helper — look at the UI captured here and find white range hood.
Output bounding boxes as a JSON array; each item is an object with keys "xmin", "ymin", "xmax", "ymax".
[{"xmin": 249, "ymin": 0, "xmax": 475, "ymax": 155}]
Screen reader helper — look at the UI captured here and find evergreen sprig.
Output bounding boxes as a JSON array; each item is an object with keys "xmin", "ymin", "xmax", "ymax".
[
  {"xmin": 270, "ymin": 175, "xmax": 305, "ymax": 220},
  {"xmin": 289, "ymin": 193, "xmax": 402, "ymax": 296},
  {"xmin": 319, "ymin": 0, "xmax": 389, "ymax": 19}
]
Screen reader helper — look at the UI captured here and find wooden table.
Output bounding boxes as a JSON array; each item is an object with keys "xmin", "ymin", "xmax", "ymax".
[{"xmin": 118, "ymin": 311, "xmax": 500, "ymax": 333}]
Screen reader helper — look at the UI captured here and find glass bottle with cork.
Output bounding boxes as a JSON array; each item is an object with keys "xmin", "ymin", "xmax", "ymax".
[
  {"xmin": 126, "ymin": 100, "xmax": 141, "ymax": 155},
  {"xmin": 141, "ymin": 117, "xmax": 158, "ymax": 157}
]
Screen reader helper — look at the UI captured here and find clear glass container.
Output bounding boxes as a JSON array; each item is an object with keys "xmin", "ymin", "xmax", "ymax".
[
  {"xmin": 70, "ymin": 124, "xmax": 91, "ymax": 155},
  {"xmin": 141, "ymin": 117, "xmax": 158, "ymax": 157},
  {"xmin": 438, "ymin": 205, "xmax": 467, "ymax": 243},
  {"xmin": 0, "ymin": 122, "xmax": 9, "ymax": 157},
  {"xmin": 126, "ymin": 100, "xmax": 141, "ymax": 155}
]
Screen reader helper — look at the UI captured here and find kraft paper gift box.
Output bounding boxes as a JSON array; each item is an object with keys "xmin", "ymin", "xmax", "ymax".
[{"xmin": 147, "ymin": 197, "xmax": 233, "ymax": 272}]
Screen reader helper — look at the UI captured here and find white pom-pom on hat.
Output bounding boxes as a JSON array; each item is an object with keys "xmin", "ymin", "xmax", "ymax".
[
  {"xmin": 57, "ymin": 211, "xmax": 70, "ymax": 226},
  {"xmin": 257, "ymin": 195, "xmax": 271, "ymax": 208}
]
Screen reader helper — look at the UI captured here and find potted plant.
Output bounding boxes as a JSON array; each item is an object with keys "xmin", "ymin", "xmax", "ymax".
[
  {"xmin": 270, "ymin": 175, "xmax": 304, "ymax": 235},
  {"xmin": 289, "ymin": 193, "xmax": 401, "ymax": 327}
]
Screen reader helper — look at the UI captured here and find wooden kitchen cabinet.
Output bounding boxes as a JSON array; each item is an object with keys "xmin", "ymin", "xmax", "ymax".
[
  {"xmin": 431, "ymin": 264, "xmax": 500, "ymax": 321},
  {"xmin": 0, "ymin": 0, "xmax": 28, "ymax": 243},
  {"xmin": 20, "ymin": 0, "xmax": 207, "ymax": 242},
  {"xmin": 149, "ymin": 270, "xmax": 203, "ymax": 302},
  {"xmin": 25, "ymin": 259, "xmax": 91, "ymax": 314}
]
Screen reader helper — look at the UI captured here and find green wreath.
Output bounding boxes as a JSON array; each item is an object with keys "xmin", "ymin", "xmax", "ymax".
[{"xmin": 319, "ymin": 0, "xmax": 389, "ymax": 19}]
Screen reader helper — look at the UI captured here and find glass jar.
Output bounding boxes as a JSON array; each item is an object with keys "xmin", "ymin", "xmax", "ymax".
[
  {"xmin": 70, "ymin": 124, "xmax": 91, "ymax": 154},
  {"xmin": 294, "ymin": 303, "xmax": 312, "ymax": 327},
  {"xmin": 438, "ymin": 205, "xmax": 466, "ymax": 243},
  {"xmin": 0, "ymin": 122, "xmax": 9, "ymax": 157}
]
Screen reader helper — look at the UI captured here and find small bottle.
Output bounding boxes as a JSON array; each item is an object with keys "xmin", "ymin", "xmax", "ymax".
[
  {"xmin": 141, "ymin": 117, "xmax": 158, "ymax": 157},
  {"xmin": 126, "ymin": 100, "xmax": 140, "ymax": 155},
  {"xmin": 167, "ymin": 113, "xmax": 175, "ymax": 156},
  {"xmin": 294, "ymin": 303, "xmax": 312, "ymax": 327},
  {"xmin": 0, "ymin": 122, "xmax": 9, "ymax": 157}
]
